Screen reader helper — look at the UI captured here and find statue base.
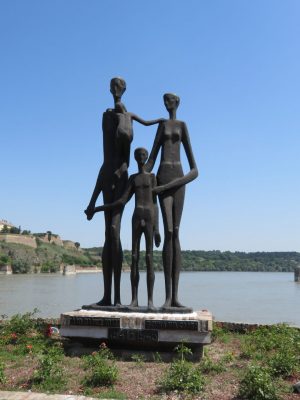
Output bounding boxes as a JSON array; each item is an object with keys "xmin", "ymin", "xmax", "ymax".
[
  {"xmin": 60, "ymin": 308, "xmax": 212, "ymax": 361},
  {"xmin": 82, "ymin": 303, "xmax": 193, "ymax": 314}
]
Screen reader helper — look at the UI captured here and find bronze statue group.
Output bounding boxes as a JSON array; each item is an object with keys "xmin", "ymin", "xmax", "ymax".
[{"xmin": 85, "ymin": 77, "xmax": 198, "ymax": 311}]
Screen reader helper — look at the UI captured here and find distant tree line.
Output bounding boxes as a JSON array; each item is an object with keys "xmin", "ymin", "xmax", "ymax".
[{"xmin": 120, "ymin": 250, "xmax": 300, "ymax": 272}]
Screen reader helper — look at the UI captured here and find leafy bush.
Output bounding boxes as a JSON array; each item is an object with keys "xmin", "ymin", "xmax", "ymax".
[
  {"xmin": 11, "ymin": 259, "xmax": 31, "ymax": 273},
  {"xmin": 158, "ymin": 343, "xmax": 205, "ymax": 394},
  {"xmin": 159, "ymin": 359, "xmax": 205, "ymax": 394},
  {"xmin": 83, "ymin": 347, "xmax": 118, "ymax": 387},
  {"xmin": 212, "ymin": 324, "xmax": 230, "ymax": 343},
  {"xmin": 0, "ymin": 361, "xmax": 6, "ymax": 384},
  {"xmin": 40, "ymin": 261, "xmax": 59, "ymax": 273},
  {"xmin": 32, "ymin": 345, "xmax": 65, "ymax": 392},
  {"xmin": 0, "ymin": 310, "xmax": 51, "ymax": 356},
  {"xmin": 0, "ymin": 309, "xmax": 39, "ymax": 338},
  {"xmin": 267, "ymin": 347, "xmax": 298, "ymax": 377},
  {"xmin": 199, "ymin": 354, "xmax": 226, "ymax": 374},
  {"xmin": 0, "ymin": 254, "xmax": 10, "ymax": 266},
  {"xmin": 241, "ymin": 324, "xmax": 300, "ymax": 363},
  {"xmin": 239, "ymin": 364, "xmax": 279, "ymax": 400},
  {"xmin": 221, "ymin": 351, "xmax": 236, "ymax": 364}
]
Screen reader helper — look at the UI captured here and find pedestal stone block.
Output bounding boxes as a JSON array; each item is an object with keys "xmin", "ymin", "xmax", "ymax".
[{"xmin": 60, "ymin": 309, "xmax": 212, "ymax": 360}]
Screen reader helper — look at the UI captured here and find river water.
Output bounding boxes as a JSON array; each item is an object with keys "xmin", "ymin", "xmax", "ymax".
[{"xmin": 0, "ymin": 272, "xmax": 299, "ymax": 326}]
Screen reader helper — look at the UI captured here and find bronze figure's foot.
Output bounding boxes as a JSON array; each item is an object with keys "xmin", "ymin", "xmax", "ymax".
[
  {"xmin": 172, "ymin": 299, "xmax": 185, "ymax": 308},
  {"xmin": 130, "ymin": 299, "xmax": 138, "ymax": 307},
  {"xmin": 148, "ymin": 301, "xmax": 156, "ymax": 311},
  {"xmin": 162, "ymin": 299, "xmax": 172, "ymax": 309},
  {"xmin": 97, "ymin": 297, "xmax": 112, "ymax": 307}
]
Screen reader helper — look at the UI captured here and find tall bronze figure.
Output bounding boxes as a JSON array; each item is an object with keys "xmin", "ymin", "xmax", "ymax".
[
  {"xmin": 85, "ymin": 78, "xmax": 162, "ymax": 306},
  {"xmin": 146, "ymin": 93, "xmax": 198, "ymax": 309}
]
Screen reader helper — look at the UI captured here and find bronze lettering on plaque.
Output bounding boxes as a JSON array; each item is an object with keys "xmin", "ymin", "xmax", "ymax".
[
  {"xmin": 69, "ymin": 317, "xmax": 120, "ymax": 328},
  {"xmin": 145, "ymin": 320, "xmax": 208, "ymax": 332},
  {"xmin": 108, "ymin": 329, "xmax": 158, "ymax": 343}
]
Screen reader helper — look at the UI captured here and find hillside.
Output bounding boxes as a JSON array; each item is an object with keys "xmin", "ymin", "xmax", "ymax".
[
  {"xmin": 0, "ymin": 240, "xmax": 100, "ymax": 273},
  {"xmin": 0, "ymin": 239, "xmax": 299, "ymax": 273}
]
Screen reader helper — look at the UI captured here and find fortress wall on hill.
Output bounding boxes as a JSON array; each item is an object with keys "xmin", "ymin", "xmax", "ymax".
[{"xmin": 0, "ymin": 234, "xmax": 37, "ymax": 248}]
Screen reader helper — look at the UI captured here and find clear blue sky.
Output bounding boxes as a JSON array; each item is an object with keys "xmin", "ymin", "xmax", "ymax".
[{"xmin": 1, "ymin": 0, "xmax": 299, "ymax": 251}]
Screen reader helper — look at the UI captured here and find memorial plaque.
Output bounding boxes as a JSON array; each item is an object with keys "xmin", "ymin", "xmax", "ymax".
[
  {"xmin": 145, "ymin": 320, "xmax": 198, "ymax": 331},
  {"xmin": 108, "ymin": 328, "xmax": 158, "ymax": 343},
  {"xmin": 69, "ymin": 316, "xmax": 120, "ymax": 328}
]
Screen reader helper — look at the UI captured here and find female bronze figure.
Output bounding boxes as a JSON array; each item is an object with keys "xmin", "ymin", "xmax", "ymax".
[{"xmin": 146, "ymin": 93, "xmax": 198, "ymax": 309}]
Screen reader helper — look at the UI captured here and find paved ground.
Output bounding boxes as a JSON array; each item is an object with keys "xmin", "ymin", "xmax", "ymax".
[{"xmin": 0, "ymin": 391, "xmax": 98, "ymax": 400}]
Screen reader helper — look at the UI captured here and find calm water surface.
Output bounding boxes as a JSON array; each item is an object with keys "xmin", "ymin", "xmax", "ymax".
[{"xmin": 0, "ymin": 272, "xmax": 299, "ymax": 326}]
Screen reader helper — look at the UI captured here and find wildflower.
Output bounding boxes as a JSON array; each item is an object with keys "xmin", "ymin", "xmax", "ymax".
[
  {"xmin": 10, "ymin": 332, "xmax": 18, "ymax": 344},
  {"xmin": 44, "ymin": 324, "xmax": 52, "ymax": 337},
  {"xmin": 26, "ymin": 344, "xmax": 33, "ymax": 352}
]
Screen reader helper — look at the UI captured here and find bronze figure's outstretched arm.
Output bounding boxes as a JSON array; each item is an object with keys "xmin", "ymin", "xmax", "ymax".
[
  {"xmin": 130, "ymin": 113, "xmax": 165, "ymax": 126},
  {"xmin": 144, "ymin": 122, "xmax": 163, "ymax": 172},
  {"xmin": 94, "ymin": 177, "xmax": 135, "ymax": 214}
]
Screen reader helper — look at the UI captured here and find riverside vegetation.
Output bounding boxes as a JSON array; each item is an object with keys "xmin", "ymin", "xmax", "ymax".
[
  {"xmin": 0, "ymin": 311, "xmax": 299, "ymax": 399},
  {"xmin": 0, "ymin": 239, "xmax": 299, "ymax": 273}
]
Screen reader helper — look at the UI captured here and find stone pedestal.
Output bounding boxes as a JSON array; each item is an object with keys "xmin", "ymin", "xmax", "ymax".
[{"xmin": 60, "ymin": 309, "xmax": 212, "ymax": 361}]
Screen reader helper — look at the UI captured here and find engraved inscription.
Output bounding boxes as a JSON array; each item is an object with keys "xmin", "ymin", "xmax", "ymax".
[
  {"xmin": 69, "ymin": 317, "xmax": 120, "ymax": 328},
  {"xmin": 145, "ymin": 320, "xmax": 208, "ymax": 332},
  {"xmin": 108, "ymin": 328, "xmax": 158, "ymax": 343}
]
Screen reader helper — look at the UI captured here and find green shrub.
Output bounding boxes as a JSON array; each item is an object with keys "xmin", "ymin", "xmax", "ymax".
[
  {"xmin": 221, "ymin": 351, "xmax": 236, "ymax": 364},
  {"xmin": 0, "ymin": 254, "xmax": 10, "ymax": 266},
  {"xmin": 267, "ymin": 347, "xmax": 298, "ymax": 377},
  {"xmin": 241, "ymin": 324, "xmax": 300, "ymax": 363},
  {"xmin": 32, "ymin": 345, "xmax": 65, "ymax": 392},
  {"xmin": 244, "ymin": 325, "xmax": 300, "ymax": 354},
  {"xmin": 159, "ymin": 343, "xmax": 205, "ymax": 394},
  {"xmin": 159, "ymin": 359, "xmax": 205, "ymax": 394},
  {"xmin": 0, "ymin": 309, "xmax": 39, "ymax": 337},
  {"xmin": 199, "ymin": 355, "xmax": 226, "ymax": 374},
  {"xmin": 0, "ymin": 361, "xmax": 6, "ymax": 384},
  {"xmin": 83, "ymin": 347, "xmax": 118, "ymax": 387},
  {"xmin": 11, "ymin": 259, "xmax": 31, "ymax": 273},
  {"xmin": 212, "ymin": 324, "xmax": 230, "ymax": 343},
  {"xmin": 40, "ymin": 261, "xmax": 59, "ymax": 273},
  {"xmin": 239, "ymin": 364, "xmax": 279, "ymax": 400}
]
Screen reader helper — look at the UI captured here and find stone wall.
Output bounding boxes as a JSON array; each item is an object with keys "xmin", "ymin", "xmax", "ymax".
[
  {"xmin": 63, "ymin": 240, "xmax": 76, "ymax": 250},
  {"xmin": 0, "ymin": 265, "xmax": 12, "ymax": 275},
  {"xmin": 0, "ymin": 234, "xmax": 37, "ymax": 248},
  {"xmin": 37, "ymin": 235, "xmax": 63, "ymax": 246},
  {"xmin": 215, "ymin": 321, "xmax": 300, "ymax": 333}
]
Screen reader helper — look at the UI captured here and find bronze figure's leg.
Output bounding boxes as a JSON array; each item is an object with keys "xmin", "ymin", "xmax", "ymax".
[
  {"xmin": 159, "ymin": 193, "xmax": 174, "ymax": 308},
  {"xmin": 171, "ymin": 185, "xmax": 185, "ymax": 307},
  {"xmin": 111, "ymin": 207, "xmax": 124, "ymax": 306},
  {"xmin": 97, "ymin": 209, "xmax": 113, "ymax": 306},
  {"xmin": 130, "ymin": 218, "xmax": 142, "ymax": 307},
  {"xmin": 144, "ymin": 223, "xmax": 155, "ymax": 310}
]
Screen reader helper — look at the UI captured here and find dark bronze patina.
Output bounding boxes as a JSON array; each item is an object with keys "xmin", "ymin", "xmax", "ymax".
[
  {"xmin": 84, "ymin": 78, "xmax": 162, "ymax": 307},
  {"xmin": 84, "ymin": 81, "xmax": 198, "ymax": 312}
]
